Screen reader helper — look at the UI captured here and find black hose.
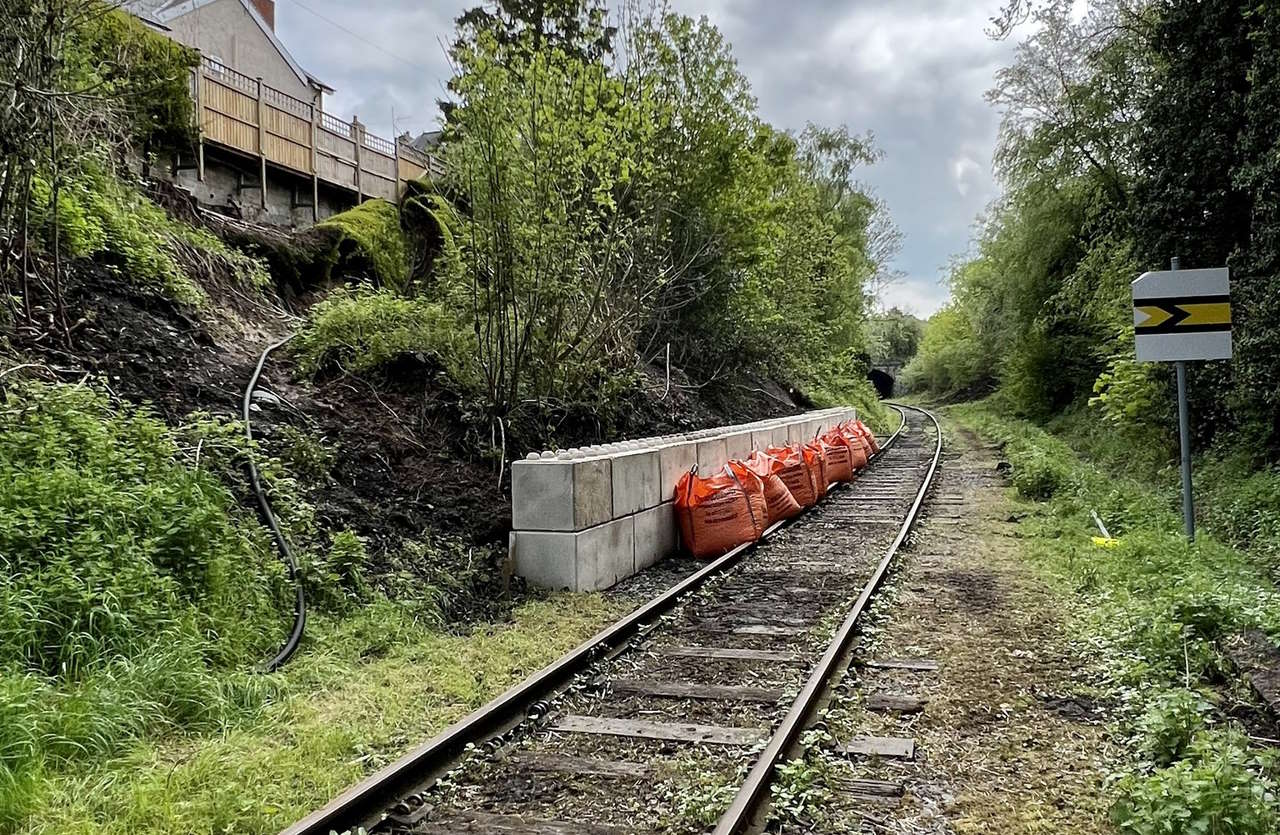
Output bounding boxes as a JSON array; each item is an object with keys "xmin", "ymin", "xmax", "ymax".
[{"xmin": 243, "ymin": 335, "xmax": 306, "ymax": 672}]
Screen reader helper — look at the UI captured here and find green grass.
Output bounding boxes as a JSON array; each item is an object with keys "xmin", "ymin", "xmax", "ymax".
[
  {"xmin": 947, "ymin": 401, "xmax": 1280, "ymax": 834},
  {"xmin": 0, "ymin": 382, "xmax": 297, "ymax": 829},
  {"xmin": 20, "ymin": 594, "xmax": 626, "ymax": 835}
]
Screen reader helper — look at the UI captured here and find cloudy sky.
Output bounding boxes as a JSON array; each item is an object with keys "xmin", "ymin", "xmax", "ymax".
[{"xmin": 276, "ymin": 0, "xmax": 1027, "ymax": 316}]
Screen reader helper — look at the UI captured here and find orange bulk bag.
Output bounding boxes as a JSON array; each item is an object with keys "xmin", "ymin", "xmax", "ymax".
[
  {"xmin": 765, "ymin": 444, "xmax": 819, "ymax": 508},
  {"xmin": 820, "ymin": 432, "xmax": 856, "ymax": 482},
  {"xmin": 855, "ymin": 420, "xmax": 880, "ymax": 454},
  {"xmin": 745, "ymin": 449, "xmax": 803, "ymax": 524},
  {"xmin": 675, "ymin": 461, "xmax": 768, "ymax": 559},
  {"xmin": 802, "ymin": 440, "xmax": 830, "ymax": 496},
  {"xmin": 836, "ymin": 423, "xmax": 871, "ymax": 469}
]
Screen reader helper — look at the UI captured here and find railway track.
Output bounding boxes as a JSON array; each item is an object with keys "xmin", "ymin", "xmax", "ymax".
[{"xmin": 285, "ymin": 405, "xmax": 943, "ymax": 835}]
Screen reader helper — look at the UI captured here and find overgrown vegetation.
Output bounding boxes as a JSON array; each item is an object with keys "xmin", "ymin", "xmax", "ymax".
[
  {"xmin": 0, "ymin": 1, "xmax": 899, "ymax": 831},
  {"xmin": 950, "ymin": 401, "xmax": 1280, "ymax": 833},
  {"xmin": 312, "ymin": 200, "xmax": 410, "ymax": 292},
  {"xmin": 297, "ymin": 0, "xmax": 892, "ymax": 438},
  {"xmin": 0, "ymin": 2, "xmax": 223, "ymax": 327},
  {"xmin": 19, "ymin": 594, "xmax": 627, "ymax": 835},
  {"xmin": 0, "ymin": 382, "xmax": 292, "ymax": 827},
  {"xmin": 293, "ymin": 286, "xmax": 474, "ymax": 381},
  {"xmin": 903, "ymin": 0, "xmax": 1280, "ymax": 458}
]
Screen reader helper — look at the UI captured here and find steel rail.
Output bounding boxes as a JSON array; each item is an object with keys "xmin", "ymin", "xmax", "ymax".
[
  {"xmin": 280, "ymin": 408, "xmax": 909, "ymax": 835},
  {"xmin": 712, "ymin": 403, "xmax": 943, "ymax": 835}
]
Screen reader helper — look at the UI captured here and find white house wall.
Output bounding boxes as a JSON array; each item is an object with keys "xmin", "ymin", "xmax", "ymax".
[{"xmin": 165, "ymin": 0, "xmax": 318, "ymax": 105}]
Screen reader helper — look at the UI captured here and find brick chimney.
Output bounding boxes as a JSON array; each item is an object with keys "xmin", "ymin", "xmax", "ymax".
[{"xmin": 249, "ymin": 0, "xmax": 275, "ymax": 30}]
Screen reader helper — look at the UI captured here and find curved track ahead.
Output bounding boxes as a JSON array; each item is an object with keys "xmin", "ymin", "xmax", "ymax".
[{"xmin": 283, "ymin": 405, "xmax": 942, "ymax": 835}]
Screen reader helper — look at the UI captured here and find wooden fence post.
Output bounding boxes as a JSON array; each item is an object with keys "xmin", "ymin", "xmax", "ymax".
[
  {"xmin": 394, "ymin": 134, "xmax": 403, "ymax": 200},
  {"xmin": 193, "ymin": 65, "xmax": 206, "ymax": 183},
  {"xmin": 352, "ymin": 116, "xmax": 364, "ymax": 203},
  {"xmin": 310, "ymin": 100, "xmax": 320, "ymax": 222},
  {"xmin": 256, "ymin": 77, "xmax": 267, "ymax": 209}
]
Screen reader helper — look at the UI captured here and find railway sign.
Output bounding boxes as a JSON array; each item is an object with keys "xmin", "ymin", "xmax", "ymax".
[
  {"xmin": 1132, "ymin": 266, "xmax": 1232, "ymax": 362},
  {"xmin": 1131, "ymin": 260, "xmax": 1232, "ymax": 543}
]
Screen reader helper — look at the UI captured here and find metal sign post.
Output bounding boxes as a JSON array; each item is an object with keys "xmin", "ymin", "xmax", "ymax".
[{"xmin": 1132, "ymin": 259, "xmax": 1232, "ymax": 542}]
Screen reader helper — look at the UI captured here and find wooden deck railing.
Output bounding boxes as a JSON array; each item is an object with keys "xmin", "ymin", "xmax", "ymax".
[{"xmin": 193, "ymin": 57, "xmax": 442, "ymax": 212}]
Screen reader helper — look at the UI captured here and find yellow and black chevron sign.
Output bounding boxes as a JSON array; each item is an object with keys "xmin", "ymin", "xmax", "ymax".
[{"xmin": 1133, "ymin": 295, "xmax": 1232, "ymax": 334}]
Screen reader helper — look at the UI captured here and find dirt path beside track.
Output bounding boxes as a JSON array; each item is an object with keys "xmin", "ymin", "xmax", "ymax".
[{"xmin": 811, "ymin": 421, "xmax": 1115, "ymax": 834}]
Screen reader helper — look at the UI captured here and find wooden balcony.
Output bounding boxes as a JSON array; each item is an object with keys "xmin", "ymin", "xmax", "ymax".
[{"xmin": 193, "ymin": 57, "xmax": 442, "ymax": 213}]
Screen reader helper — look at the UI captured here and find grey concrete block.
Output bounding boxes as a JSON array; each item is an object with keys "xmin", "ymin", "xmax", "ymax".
[
  {"xmin": 511, "ymin": 529, "xmax": 578, "ymax": 591},
  {"xmin": 658, "ymin": 442, "xmax": 697, "ymax": 503},
  {"xmin": 577, "ymin": 517, "xmax": 636, "ymax": 592},
  {"xmin": 750, "ymin": 425, "xmax": 777, "ymax": 453},
  {"xmin": 513, "ymin": 516, "xmax": 635, "ymax": 592},
  {"xmin": 511, "ymin": 457, "xmax": 613, "ymax": 532},
  {"xmin": 696, "ymin": 437, "xmax": 729, "ymax": 474},
  {"xmin": 634, "ymin": 502, "xmax": 677, "ymax": 570},
  {"xmin": 722, "ymin": 431, "xmax": 753, "ymax": 462},
  {"xmin": 612, "ymin": 448, "xmax": 661, "ymax": 517}
]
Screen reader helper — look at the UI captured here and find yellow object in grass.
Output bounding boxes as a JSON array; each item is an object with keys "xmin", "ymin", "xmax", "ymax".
[{"xmin": 1091, "ymin": 536, "xmax": 1120, "ymax": 548}]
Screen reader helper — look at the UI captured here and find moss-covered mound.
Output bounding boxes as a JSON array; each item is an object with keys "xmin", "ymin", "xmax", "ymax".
[{"xmin": 314, "ymin": 200, "xmax": 410, "ymax": 291}]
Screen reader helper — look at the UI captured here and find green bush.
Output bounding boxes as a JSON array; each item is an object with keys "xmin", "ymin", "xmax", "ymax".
[
  {"xmin": 1006, "ymin": 438, "xmax": 1073, "ymax": 500},
  {"xmin": 1112, "ymin": 730, "xmax": 1280, "ymax": 835},
  {"xmin": 1132, "ymin": 690, "xmax": 1214, "ymax": 768},
  {"xmin": 0, "ymin": 383, "xmax": 290, "ymax": 677},
  {"xmin": 900, "ymin": 305, "xmax": 993, "ymax": 398},
  {"xmin": 32, "ymin": 165, "xmax": 268, "ymax": 305},
  {"xmin": 293, "ymin": 286, "xmax": 476, "ymax": 384},
  {"xmin": 800, "ymin": 351, "xmax": 893, "ymax": 433}
]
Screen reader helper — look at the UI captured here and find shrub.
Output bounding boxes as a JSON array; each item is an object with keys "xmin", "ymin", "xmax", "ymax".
[
  {"xmin": 0, "ymin": 381, "xmax": 292, "ymax": 825},
  {"xmin": 1132, "ymin": 689, "xmax": 1215, "ymax": 768},
  {"xmin": 0, "ymin": 382, "xmax": 290, "ymax": 678},
  {"xmin": 1006, "ymin": 438, "xmax": 1073, "ymax": 500},
  {"xmin": 1112, "ymin": 730, "xmax": 1280, "ymax": 835},
  {"xmin": 293, "ymin": 286, "xmax": 476, "ymax": 384},
  {"xmin": 32, "ymin": 164, "xmax": 269, "ymax": 305}
]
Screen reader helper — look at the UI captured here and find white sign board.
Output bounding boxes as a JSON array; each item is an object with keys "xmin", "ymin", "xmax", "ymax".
[{"xmin": 1132, "ymin": 267, "xmax": 1232, "ymax": 362}]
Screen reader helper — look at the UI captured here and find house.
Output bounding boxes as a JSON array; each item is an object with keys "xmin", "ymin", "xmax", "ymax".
[
  {"xmin": 123, "ymin": 0, "xmax": 435, "ymax": 227},
  {"xmin": 124, "ymin": 0, "xmax": 333, "ymax": 108}
]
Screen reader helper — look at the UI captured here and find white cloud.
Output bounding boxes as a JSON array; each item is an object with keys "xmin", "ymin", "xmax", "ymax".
[{"xmin": 877, "ymin": 276, "xmax": 948, "ymax": 318}]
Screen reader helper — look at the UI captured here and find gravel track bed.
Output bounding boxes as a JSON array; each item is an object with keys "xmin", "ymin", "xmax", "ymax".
[{"xmin": 389, "ymin": 413, "xmax": 939, "ymax": 833}]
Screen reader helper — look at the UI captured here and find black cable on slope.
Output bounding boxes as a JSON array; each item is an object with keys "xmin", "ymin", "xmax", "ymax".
[{"xmin": 243, "ymin": 335, "xmax": 306, "ymax": 672}]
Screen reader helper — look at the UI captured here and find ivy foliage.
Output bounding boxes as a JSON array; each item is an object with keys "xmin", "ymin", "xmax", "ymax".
[{"xmin": 68, "ymin": 8, "xmax": 201, "ymax": 149}]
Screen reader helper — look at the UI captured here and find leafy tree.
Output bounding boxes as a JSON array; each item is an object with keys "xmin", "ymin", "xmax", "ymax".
[{"xmin": 433, "ymin": 0, "xmax": 891, "ymax": 431}]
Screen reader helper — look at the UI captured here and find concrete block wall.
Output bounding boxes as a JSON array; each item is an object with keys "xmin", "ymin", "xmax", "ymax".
[{"xmin": 511, "ymin": 407, "xmax": 861, "ymax": 591}]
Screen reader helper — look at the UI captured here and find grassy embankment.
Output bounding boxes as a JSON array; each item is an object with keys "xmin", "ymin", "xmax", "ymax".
[
  {"xmin": 946, "ymin": 399, "xmax": 1280, "ymax": 833},
  {"xmin": 18, "ymin": 593, "xmax": 622, "ymax": 835},
  {"xmin": 0, "ymin": 379, "xmax": 625, "ymax": 835}
]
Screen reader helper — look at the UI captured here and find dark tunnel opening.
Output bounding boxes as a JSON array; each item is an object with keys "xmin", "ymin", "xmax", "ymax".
[{"xmin": 868, "ymin": 368, "xmax": 895, "ymax": 399}]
